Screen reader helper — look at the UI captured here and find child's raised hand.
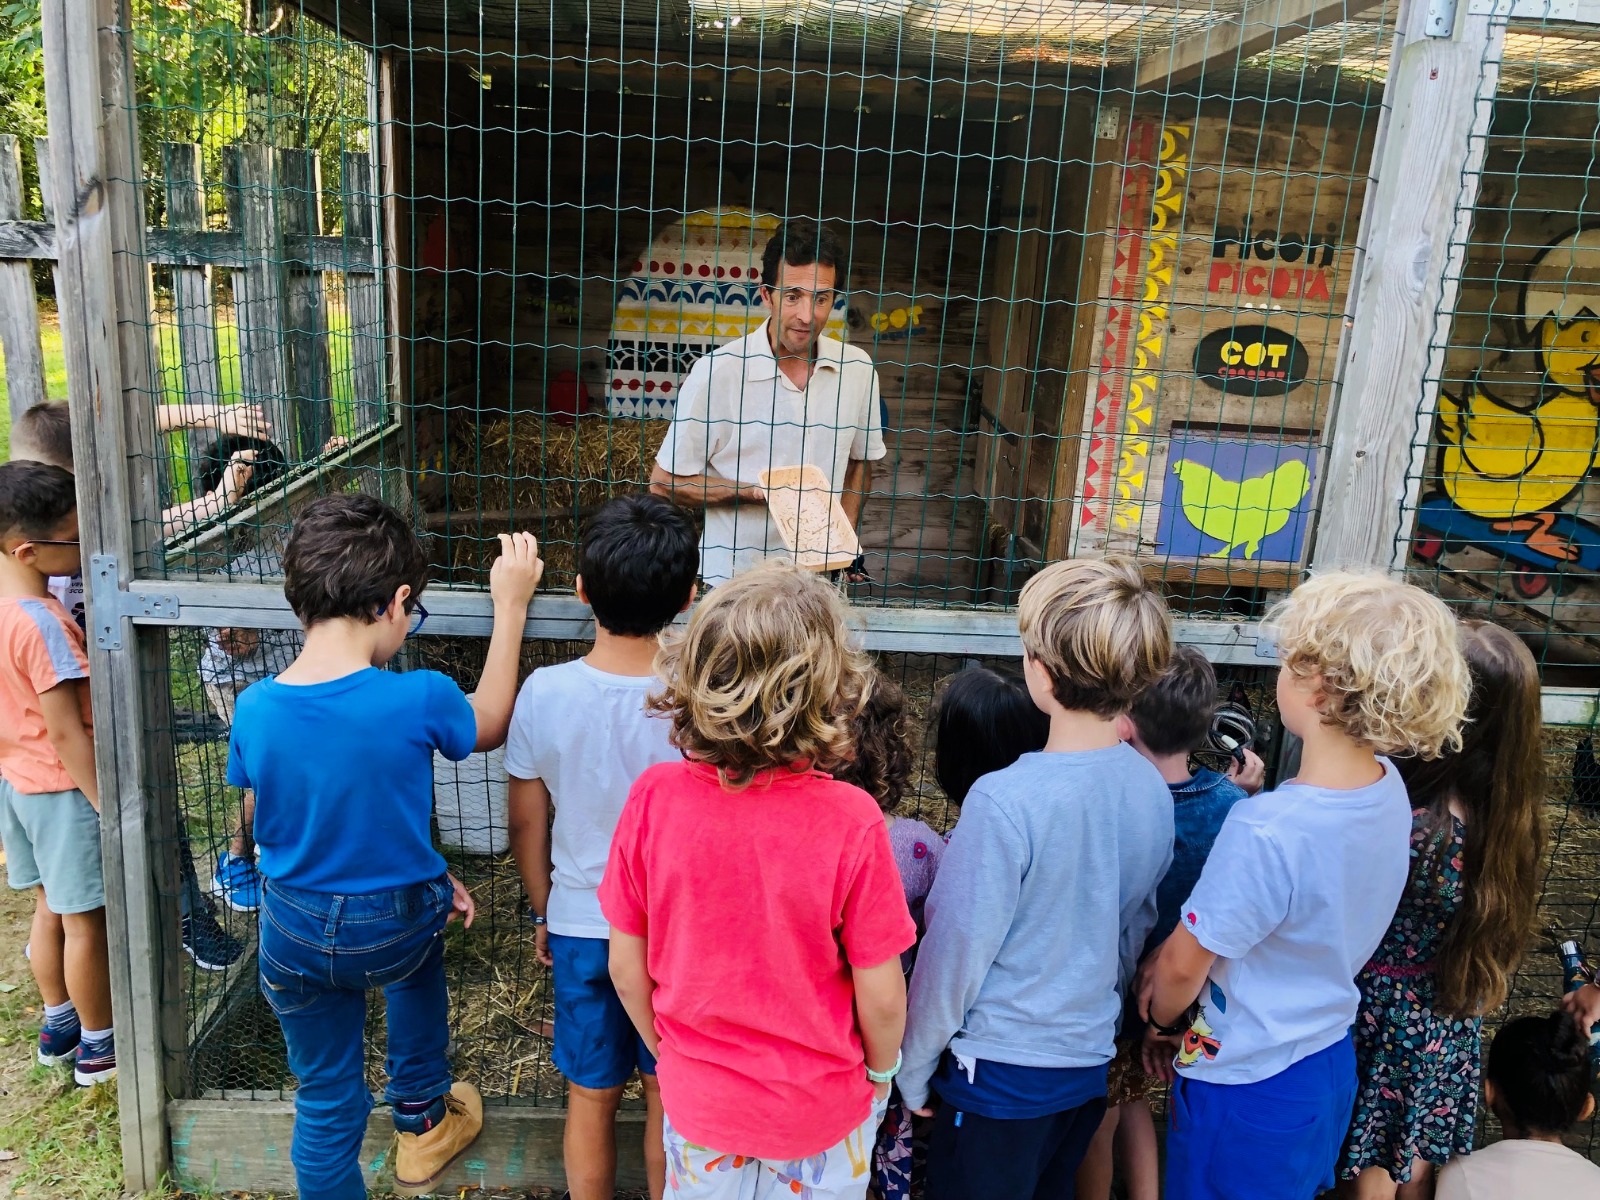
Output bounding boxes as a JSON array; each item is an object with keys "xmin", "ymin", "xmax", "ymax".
[
  {"xmin": 1227, "ymin": 747, "xmax": 1266, "ymax": 796},
  {"xmin": 446, "ymin": 872, "xmax": 476, "ymax": 928},
  {"xmin": 490, "ymin": 531, "xmax": 543, "ymax": 611},
  {"xmin": 1562, "ymin": 981, "xmax": 1600, "ymax": 1031}
]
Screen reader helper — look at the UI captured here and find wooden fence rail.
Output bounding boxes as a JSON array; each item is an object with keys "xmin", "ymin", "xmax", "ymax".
[{"xmin": 0, "ymin": 134, "xmax": 385, "ymax": 462}]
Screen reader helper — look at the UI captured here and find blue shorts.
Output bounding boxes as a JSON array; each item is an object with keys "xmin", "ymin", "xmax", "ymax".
[
  {"xmin": 1166, "ymin": 1033, "xmax": 1356, "ymax": 1200},
  {"xmin": 549, "ymin": 932, "xmax": 656, "ymax": 1090}
]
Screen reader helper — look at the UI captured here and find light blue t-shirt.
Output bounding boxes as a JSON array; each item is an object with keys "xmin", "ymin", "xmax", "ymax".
[
  {"xmin": 227, "ymin": 667, "xmax": 476, "ymax": 893},
  {"xmin": 899, "ymin": 744, "xmax": 1174, "ymax": 1111},
  {"xmin": 1174, "ymin": 758, "xmax": 1412, "ymax": 1085}
]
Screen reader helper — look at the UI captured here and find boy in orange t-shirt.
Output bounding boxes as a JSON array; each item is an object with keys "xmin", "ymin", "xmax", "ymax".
[{"xmin": 0, "ymin": 460, "xmax": 114, "ymax": 1086}]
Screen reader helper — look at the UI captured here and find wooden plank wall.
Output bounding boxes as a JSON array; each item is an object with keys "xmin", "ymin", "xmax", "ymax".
[
  {"xmin": 1406, "ymin": 102, "xmax": 1600, "ymax": 671},
  {"xmin": 404, "ymin": 60, "xmax": 1016, "ymax": 601},
  {"xmin": 1068, "ymin": 97, "xmax": 1378, "ymax": 595}
]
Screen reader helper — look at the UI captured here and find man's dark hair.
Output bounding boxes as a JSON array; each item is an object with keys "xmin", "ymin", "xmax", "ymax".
[
  {"xmin": 933, "ymin": 666, "xmax": 1049, "ymax": 806},
  {"xmin": 0, "ymin": 460, "xmax": 77, "ymax": 542},
  {"xmin": 194, "ymin": 435, "xmax": 288, "ymax": 498},
  {"xmin": 10, "ymin": 402, "xmax": 73, "ymax": 471},
  {"xmin": 579, "ymin": 493, "xmax": 698, "ymax": 637},
  {"xmin": 761, "ymin": 218, "xmax": 847, "ymax": 291},
  {"xmin": 1128, "ymin": 645, "xmax": 1218, "ymax": 757},
  {"xmin": 282, "ymin": 493, "xmax": 429, "ymax": 626}
]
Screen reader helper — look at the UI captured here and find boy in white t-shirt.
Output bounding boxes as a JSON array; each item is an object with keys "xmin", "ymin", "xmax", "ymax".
[
  {"xmin": 504, "ymin": 494, "xmax": 698, "ymax": 1200},
  {"xmin": 1139, "ymin": 573, "xmax": 1471, "ymax": 1200}
]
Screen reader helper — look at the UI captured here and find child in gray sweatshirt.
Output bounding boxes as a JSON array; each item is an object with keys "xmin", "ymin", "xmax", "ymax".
[{"xmin": 899, "ymin": 557, "xmax": 1175, "ymax": 1200}]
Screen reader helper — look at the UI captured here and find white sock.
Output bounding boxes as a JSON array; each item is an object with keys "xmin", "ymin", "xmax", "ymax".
[
  {"xmin": 43, "ymin": 1000, "xmax": 76, "ymax": 1026},
  {"xmin": 80, "ymin": 1026, "xmax": 112, "ymax": 1044}
]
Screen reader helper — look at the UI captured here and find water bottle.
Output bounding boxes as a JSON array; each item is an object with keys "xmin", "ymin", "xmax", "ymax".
[{"xmin": 1558, "ymin": 940, "xmax": 1600, "ymax": 1071}]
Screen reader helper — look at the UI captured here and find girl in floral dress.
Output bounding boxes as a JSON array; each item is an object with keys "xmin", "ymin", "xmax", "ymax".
[{"xmin": 1337, "ymin": 621, "xmax": 1545, "ymax": 1199}]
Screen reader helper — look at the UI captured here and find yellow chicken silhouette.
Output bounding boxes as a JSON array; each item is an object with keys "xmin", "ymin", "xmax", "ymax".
[
  {"xmin": 1170, "ymin": 457, "xmax": 1312, "ymax": 560},
  {"xmin": 1434, "ymin": 223, "xmax": 1600, "ymax": 559}
]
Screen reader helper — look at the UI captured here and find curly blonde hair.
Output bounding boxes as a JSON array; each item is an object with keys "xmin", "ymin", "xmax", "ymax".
[
  {"xmin": 651, "ymin": 561, "xmax": 873, "ymax": 786},
  {"xmin": 1266, "ymin": 571, "xmax": 1469, "ymax": 758},
  {"xmin": 1016, "ymin": 556, "xmax": 1172, "ymax": 717}
]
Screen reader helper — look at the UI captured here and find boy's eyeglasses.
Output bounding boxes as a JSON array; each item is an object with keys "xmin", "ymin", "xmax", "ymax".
[
  {"xmin": 406, "ymin": 603, "xmax": 429, "ymax": 637},
  {"xmin": 27, "ymin": 539, "xmax": 80, "ymax": 546}
]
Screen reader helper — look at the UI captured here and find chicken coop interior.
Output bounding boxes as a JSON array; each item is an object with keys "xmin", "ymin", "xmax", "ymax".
[{"xmin": 7, "ymin": 0, "xmax": 1600, "ymax": 1193}]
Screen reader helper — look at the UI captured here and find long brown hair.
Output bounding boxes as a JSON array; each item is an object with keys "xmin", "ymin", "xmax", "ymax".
[{"xmin": 1400, "ymin": 621, "xmax": 1544, "ymax": 1018}]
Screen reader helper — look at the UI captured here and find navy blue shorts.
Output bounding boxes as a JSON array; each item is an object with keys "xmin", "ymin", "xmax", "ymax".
[
  {"xmin": 1166, "ymin": 1033, "xmax": 1357, "ymax": 1200},
  {"xmin": 549, "ymin": 932, "xmax": 657, "ymax": 1090}
]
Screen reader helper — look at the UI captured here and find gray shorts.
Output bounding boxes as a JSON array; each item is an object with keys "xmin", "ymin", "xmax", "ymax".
[{"xmin": 0, "ymin": 776, "xmax": 105, "ymax": 914}]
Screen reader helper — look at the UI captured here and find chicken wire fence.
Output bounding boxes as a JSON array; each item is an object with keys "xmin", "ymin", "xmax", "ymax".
[
  {"xmin": 8, "ymin": 0, "xmax": 1600, "ymax": 1188},
  {"xmin": 1395, "ymin": 10, "xmax": 1600, "ymax": 681}
]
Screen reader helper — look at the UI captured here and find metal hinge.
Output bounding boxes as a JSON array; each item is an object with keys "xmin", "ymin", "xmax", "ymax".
[
  {"xmin": 88, "ymin": 555, "xmax": 180, "ymax": 651},
  {"xmin": 1426, "ymin": 0, "xmax": 1460, "ymax": 35},
  {"xmin": 1467, "ymin": 0, "xmax": 1600, "ymax": 19}
]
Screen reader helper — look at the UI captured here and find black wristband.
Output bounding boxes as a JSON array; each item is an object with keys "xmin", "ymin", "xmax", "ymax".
[{"xmin": 1149, "ymin": 1005, "xmax": 1196, "ymax": 1037}]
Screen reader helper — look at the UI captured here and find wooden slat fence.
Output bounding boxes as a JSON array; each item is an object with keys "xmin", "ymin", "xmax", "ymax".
[{"xmin": 0, "ymin": 134, "xmax": 386, "ymax": 463}]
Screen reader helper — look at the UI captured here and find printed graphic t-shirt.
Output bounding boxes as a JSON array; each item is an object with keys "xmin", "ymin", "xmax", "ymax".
[
  {"xmin": 228, "ymin": 667, "xmax": 476, "ymax": 893},
  {"xmin": 1174, "ymin": 758, "xmax": 1411, "ymax": 1085},
  {"xmin": 502, "ymin": 659, "xmax": 677, "ymax": 938},
  {"xmin": 599, "ymin": 760, "xmax": 915, "ymax": 1159},
  {"xmin": 0, "ymin": 595, "xmax": 93, "ymax": 794}
]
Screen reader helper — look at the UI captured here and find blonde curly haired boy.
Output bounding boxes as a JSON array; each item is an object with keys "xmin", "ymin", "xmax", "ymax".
[
  {"xmin": 599, "ymin": 561, "xmax": 915, "ymax": 1200},
  {"xmin": 1142, "ymin": 570, "xmax": 1470, "ymax": 1200}
]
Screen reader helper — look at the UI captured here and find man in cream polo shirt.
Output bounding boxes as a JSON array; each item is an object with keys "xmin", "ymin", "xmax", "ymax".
[{"xmin": 649, "ymin": 219, "xmax": 886, "ymax": 586}]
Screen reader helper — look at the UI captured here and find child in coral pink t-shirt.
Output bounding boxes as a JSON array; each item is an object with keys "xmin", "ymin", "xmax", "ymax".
[{"xmin": 599, "ymin": 561, "xmax": 916, "ymax": 1200}]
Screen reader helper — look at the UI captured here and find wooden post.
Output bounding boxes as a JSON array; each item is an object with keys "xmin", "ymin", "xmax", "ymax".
[
  {"xmin": 161, "ymin": 143, "xmax": 223, "ymax": 473},
  {"xmin": 224, "ymin": 144, "xmax": 291, "ymax": 456},
  {"xmin": 0, "ymin": 135, "xmax": 48, "ymax": 421},
  {"xmin": 1310, "ymin": 0, "xmax": 1504, "ymax": 571},
  {"xmin": 39, "ymin": 0, "xmax": 185, "ymax": 1189},
  {"xmin": 342, "ymin": 150, "xmax": 386, "ymax": 430},
  {"xmin": 278, "ymin": 147, "xmax": 333, "ymax": 460}
]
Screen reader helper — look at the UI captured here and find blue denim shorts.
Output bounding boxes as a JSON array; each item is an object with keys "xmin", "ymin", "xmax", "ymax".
[{"xmin": 549, "ymin": 932, "xmax": 656, "ymax": 1090}]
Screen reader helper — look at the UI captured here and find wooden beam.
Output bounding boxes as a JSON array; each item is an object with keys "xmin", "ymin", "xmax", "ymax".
[
  {"xmin": 0, "ymin": 135, "xmax": 47, "ymax": 422},
  {"xmin": 0, "ymin": 221, "xmax": 375, "ymax": 269},
  {"xmin": 1312, "ymin": 0, "xmax": 1504, "ymax": 571},
  {"xmin": 40, "ymin": 0, "xmax": 182, "ymax": 1188},
  {"xmin": 1134, "ymin": 0, "xmax": 1390, "ymax": 90},
  {"xmin": 168, "ymin": 1098, "xmax": 647, "ymax": 1194}
]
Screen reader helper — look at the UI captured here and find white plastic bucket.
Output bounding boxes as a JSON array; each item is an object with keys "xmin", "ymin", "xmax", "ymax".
[{"xmin": 433, "ymin": 745, "xmax": 509, "ymax": 856}]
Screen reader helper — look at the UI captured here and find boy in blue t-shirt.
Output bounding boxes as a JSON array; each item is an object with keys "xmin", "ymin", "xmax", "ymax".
[{"xmin": 227, "ymin": 495, "xmax": 542, "ymax": 1200}]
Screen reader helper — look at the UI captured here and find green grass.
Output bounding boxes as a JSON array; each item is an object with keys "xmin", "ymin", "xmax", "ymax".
[{"xmin": 1, "ymin": 311, "xmax": 364, "ymax": 498}]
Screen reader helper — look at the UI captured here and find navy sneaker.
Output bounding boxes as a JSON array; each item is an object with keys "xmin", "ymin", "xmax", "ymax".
[
  {"xmin": 182, "ymin": 909, "xmax": 245, "ymax": 972},
  {"xmin": 211, "ymin": 853, "xmax": 262, "ymax": 913},
  {"xmin": 37, "ymin": 1021, "xmax": 81, "ymax": 1067},
  {"xmin": 74, "ymin": 1035, "xmax": 115, "ymax": 1087}
]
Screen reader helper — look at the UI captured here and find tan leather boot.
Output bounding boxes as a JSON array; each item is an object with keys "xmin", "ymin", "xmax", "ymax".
[{"xmin": 393, "ymin": 1081, "xmax": 483, "ymax": 1196}]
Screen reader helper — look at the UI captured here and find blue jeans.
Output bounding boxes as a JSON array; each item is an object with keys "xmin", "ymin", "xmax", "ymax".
[{"xmin": 258, "ymin": 875, "xmax": 455, "ymax": 1200}]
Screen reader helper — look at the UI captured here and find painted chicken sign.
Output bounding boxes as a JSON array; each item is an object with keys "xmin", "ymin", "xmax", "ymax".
[{"xmin": 1412, "ymin": 227, "xmax": 1600, "ymax": 600}]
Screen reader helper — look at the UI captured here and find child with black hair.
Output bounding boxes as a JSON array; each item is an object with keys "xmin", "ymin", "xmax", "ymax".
[
  {"xmin": 1434, "ymin": 1012, "xmax": 1600, "ymax": 1198},
  {"xmin": 931, "ymin": 665, "xmax": 1049, "ymax": 808},
  {"xmin": 504, "ymin": 492, "xmax": 699, "ymax": 1200},
  {"xmin": 835, "ymin": 673, "xmax": 944, "ymax": 1200}
]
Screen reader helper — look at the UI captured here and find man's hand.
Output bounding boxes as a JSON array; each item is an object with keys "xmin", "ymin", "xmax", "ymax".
[
  {"xmin": 214, "ymin": 451, "xmax": 258, "ymax": 508},
  {"xmin": 447, "ymin": 873, "xmax": 476, "ymax": 928},
  {"xmin": 489, "ymin": 531, "xmax": 543, "ymax": 611},
  {"xmin": 1227, "ymin": 747, "xmax": 1266, "ymax": 796},
  {"xmin": 1142, "ymin": 1025, "xmax": 1182, "ymax": 1081},
  {"xmin": 535, "ymin": 923, "xmax": 553, "ymax": 967},
  {"xmin": 1563, "ymin": 982, "xmax": 1600, "ymax": 1031}
]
